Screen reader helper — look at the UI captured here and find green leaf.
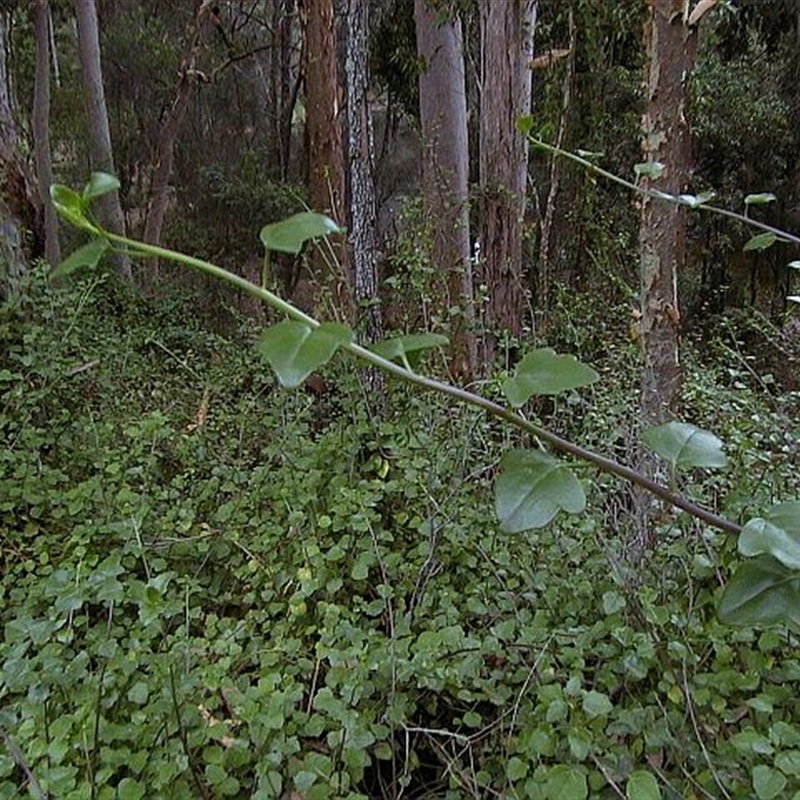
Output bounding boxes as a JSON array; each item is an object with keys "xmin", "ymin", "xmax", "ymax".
[
  {"xmin": 744, "ymin": 232, "xmax": 782, "ymax": 252},
  {"xmin": 50, "ymin": 238, "xmax": 110, "ymax": 279},
  {"xmin": 82, "ymin": 171, "xmax": 120, "ymax": 203},
  {"xmin": 753, "ymin": 765, "xmax": 787, "ymax": 800},
  {"xmin": 718, "ymin": 555, "xmax": 800, "ymax": 628},
  {"xmin": 739, "ymin": 502, "xmax": 800, "ymax": 569},
  {"xmin": 503, "ymin": 348, "xmax": 599, "ymax": 406},
  {"xmin": 370, "ymin": 333, "xmax": 449, "ymax": 368},
  {"xmin": 626, "ymin": 771, "xmax": 661, "ymax": 800},
  {"xmin": 517, "ymin": 115, "xmax": 534, "ymax": 135},
  {"xmin": 118, "ymin": 778, "xmax": 146, "ymax": 800},
  {"xmin": 258, "ymin": 320, "xmax": 352, "ymax": 388},
  {"xmin": 641, "ymin": 422, "xmax": 727, "ymax": 470},
  {"xmin": 50, "ymin": 184, "xmax": 92, "ymax": 231},
  {"xmin": 745, "ymin": 192, "xmax": 777, "ymax": 206},
  {"xmin": 495, "ymin": 450, "xmax": 585, "ymax": 533},
  {"xmin": 634, "ymin": 161, "xmax": 665, "ymax": 179},
  {"xmin": 260, "ymin": 212, "xmax": 342, "ymax": 255},
  {"xmin": 545, "ymin": 764, "xmax": 587, "ymax": 800},
  {"xmin": 679, "ymin": 190, "xmax": 716, "ymax": 207},
  {"xmin": 582, "ymin": 690, "xmax": 612, "ymax": 718}
]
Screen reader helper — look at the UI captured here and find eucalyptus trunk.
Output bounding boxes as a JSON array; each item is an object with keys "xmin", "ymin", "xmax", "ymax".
[
  {"xmin": 305, "ymin": 0, "xmax": 348, "ymax": 310},
  {"xmin": 0, "ymin": 6, "xmax": 36, "ymax": 297},
  {"xmin": 74, "ymin": 0, "xmax": 130, "ymax": 281},
  {"xmin": 415, "ymin": 0, "xmax": 475, "ymax": 380},
  {"xmin": 634, "ymin": 0, "xmax": 698, "ymax": 553},
  {"xmin": 33, "ymin": 0, "xmax": 60, "ymax": 266},
  {"xmin": 478, "ymin": 0, "xmax": 537, "ymax": 370}
]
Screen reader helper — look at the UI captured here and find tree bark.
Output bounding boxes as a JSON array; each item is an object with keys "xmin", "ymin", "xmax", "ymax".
[
  {"xmin": 304, "ymin": 0, "xmax": 348, "ymax": 309},
  {"xmin": 0, "ymin": 6, "xmax": 38, "ymax": 298},
  {"xmin": 33, "ymin": 0, "xmax": 60, "ymax": 266},
  {"xmin": 74, "ymin": 0, "xmax": 131, "ymax": 281},
  {"xmin": 342, "ymin": 0, "xmax": 382, "ymax": 346},
  {"xmin": 415, "ymin": 0, "xmax": 476, "ymax": 381},
  {"xmin": 634, "ymin": 0, "xmax": 698, "ymax": 554},
  {"xmin": 478, "ymin": 0, "xmax": 537, "ymax": 369}
]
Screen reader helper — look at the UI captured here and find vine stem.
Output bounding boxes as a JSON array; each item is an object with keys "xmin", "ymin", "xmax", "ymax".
[
  {"xmin": 102, "ymin": 231, "xmax": 743, "ymax": 537},
  {"xmin": 528, "ymin": 135, "xmax": 800, "ymax": 247}
]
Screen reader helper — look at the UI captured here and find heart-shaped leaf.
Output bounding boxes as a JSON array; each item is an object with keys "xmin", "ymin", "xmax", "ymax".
[
  {"xmin": 50, "ymin": 238, "xmax": 110, "ymax": 279},
  {"xmin": 370, "ymin": 333, "xmax": 448, "ymax": 369},
  {"xmin": 544, "ymin": 765, "xmax": 588, "ymax": 800},
  {"xmin": 634, "ymin": 161, "xmax": 665, "ymax": 179},
  {"xmin": 718, "ymin": 555, "xmax": 800, "ymax": 628},
  {"xmin": 503, "ymin": 348, "xmax": 599, "ymax": 407},
  {"xmin": 744, "ymin": 192, "xmax": 777, "ymax": 206},
  {"xmin": 641, "ymin": 422, "xmax": 727, "ymax": 470},
  {"xmin": 495, "ymin": 450, "xmax": 585, "ymax": 533},
  {"xmin": 83, "ymin": 172, "xmax": 121, "ymax": 203},
  {"xmin": 744, "ymin": 232, "xmax": 786, "ymax": 252},
  {"xmin": 679, "ymin": 190, "xmax": 716, "ymax": 208},
  {"xmin": 738, "ymin": 502, "xmax": 800, "ymax": 569},
  {"xmin": 50, "ymin": 184, "xmax": 93, "ymax": 231},
  {"xmin": 626, "ymin": 770, "xmax": 661, "ymax": 800},
  {"xmin": 258, "ymin": 320, "xmax": 352, "ymax": 388},
  {"xmin": 260, "ymin": 212, "xmax": 342, "ymax": 255}
]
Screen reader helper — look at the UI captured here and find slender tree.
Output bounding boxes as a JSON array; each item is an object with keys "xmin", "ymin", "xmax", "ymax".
[
  {"xmin": 477, "ymin": 0, "xmax": 537, "ymax": 369},
  {"xmin": 0, "ymin": 4, "xmax": 38, "ymax": 297},
  {"xmin": 341, "ymin": 0, "xmax": 382, "ymax": 346},
  {"xmin": 32, "ymin": 0, "xmax": 60, "ymax": 265},
  {"xmin": 415, "ymin": 0, "xmax": 475, "ymax": 380},
  {"xmin": 74, "ymin": 0, "xmax": 130, "ymax": 281},
  {"xmin": 142, "ymin": 0, "xmax": 208, "ymax": 291},
  {"xmin": 634, "ymin": 0, "xmax": 699, "ymax": 552},
  {"xmin": 304, "ymin": 0, "xmax": 348, "ymax": 310}
]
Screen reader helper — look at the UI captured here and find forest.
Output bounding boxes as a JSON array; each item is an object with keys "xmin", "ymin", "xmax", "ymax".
[{"xmin": 2, "ymin": 0, "xmax": 800, "ymax": 797}]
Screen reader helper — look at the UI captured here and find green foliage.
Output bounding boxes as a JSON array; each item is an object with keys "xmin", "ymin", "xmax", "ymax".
[{"xmin": 3, "ymin": 267, "xmax": 800, "ymax": 798}]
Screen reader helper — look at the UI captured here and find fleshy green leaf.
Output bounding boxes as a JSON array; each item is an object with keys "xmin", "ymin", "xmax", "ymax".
[
  {"xmin": 679, "ymin": 190, "xmax": 716, "ymax": 207},
  {"xmin": 517, "ymin": 115, "xmax": 534, "ymax": 135},
  {"xmin": 257, "ymin": 320, "xmax": 352, "ymax": 388},
  {"xmin": 544, "ymin": 764, "xmax": 588, "ymax": 800},
  {"xmin": 260, "ymin": 212, "xmax": 342, "ymax": 255},
  {"xmin": 752, "ymin": 765, "xmax": 787, "ymax": 800},
  {"xmin": 744, "ymin": 232, "xmax": 782, "ymax": 252},
  {"xmin": 634, "ymin": 161, "xmax": 665, "ymax": 179},
  {"xmin": 626, "ymin": 770, "xmax": 661, "ymax": 800},
  {"xmin": 718, "ymin": 556, "xmax": 800, "ymax": 628},
  {"xmin": 82, "ymin": 171, "xmax": 120, "ymax": 203},
  {"xmin": 50, "ymin": 184, "xmax": 92, "ymax": 231},
  {"xmin": 738, "ymin": 502, "xmax": 800, "ymax": 569},
  {"xmin": 745, "ymin": 192, "xmax": 777, "ymax": 206},
  {"xmin": 495, "ymin": 450, "xmax": 585, "ymax": 533},
  {"xmin": 503, "ymin": 348, "xmax": 599, "ymax": 407},
  {"xmin": 370, "ymin": 333, "xmax": 449, "ymax": 369},
  {"xmin": 50, "ymin": 238, "xmax": 110, "ymax": 279},
  {"xmin": 641, "ymin": 422, "xmax": 727, "ymax": 470}
]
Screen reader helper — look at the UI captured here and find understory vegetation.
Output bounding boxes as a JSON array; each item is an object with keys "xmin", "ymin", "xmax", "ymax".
[{"xmin": 2, "ymin": 267, "xmax": 799, "ymax": 799}]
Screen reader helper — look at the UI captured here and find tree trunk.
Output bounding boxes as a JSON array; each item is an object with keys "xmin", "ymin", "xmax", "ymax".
[
  {"xmin": 342, "ymin": 0, "xmax": 382, "ymax": 345},
  {"xmin": 478, "ymin": 0, "xmax": 537, "ymax": 369},
  {"xmin": 634, "ymin": 0, "xmax": 698, "ymax": 553},
  {"xmin": 0, "ymin": 6, "xmax": 38, "ymax": 299},
  {"xmin": 33, "ymin": 0, "xmax": 60, "ymax": 266},
  {"xmin": 304, "ymin": 0, "xmax": 348, "ymax": 309},
  {"xmin": 74, "ymin": 0, "xmax": 131, "ymax": 281},
  {"xmin": 415, "ymin": 0, "xmax": 476, "ymax": 381},
  {"xmin": 142, "ymin": 0, "xmax": 207, "ymax": 292}
]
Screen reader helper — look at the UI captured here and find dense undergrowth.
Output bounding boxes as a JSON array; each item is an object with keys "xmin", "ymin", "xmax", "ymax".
[{"xmin": 2, "ymin": 268, "xmax": 800, "ymax": 799}]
